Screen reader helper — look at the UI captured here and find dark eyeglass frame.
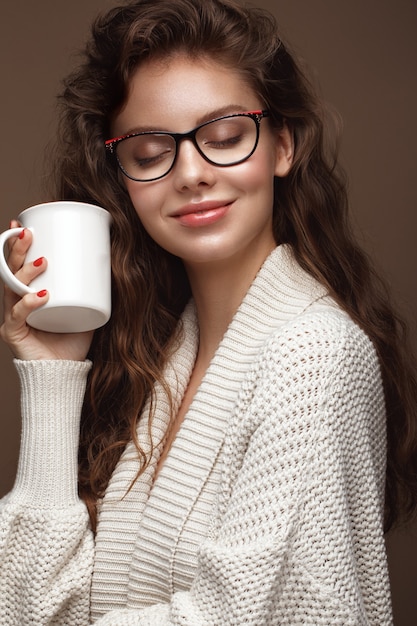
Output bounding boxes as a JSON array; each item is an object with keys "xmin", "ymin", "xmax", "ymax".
[{"xmin": 105, "ymin": 110, "xmax": 270, "ymax": 182}]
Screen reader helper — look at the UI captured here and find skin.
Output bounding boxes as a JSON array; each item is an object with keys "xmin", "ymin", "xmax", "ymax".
[{"xmin": 0, "ymin": 54, "xmax": 293, "ymax": 384}]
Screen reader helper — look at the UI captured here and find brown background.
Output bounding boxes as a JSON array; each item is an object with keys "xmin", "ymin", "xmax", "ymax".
[{"xmin": 0, "ymin": 0, "xmax": 416, "ymax": 623}]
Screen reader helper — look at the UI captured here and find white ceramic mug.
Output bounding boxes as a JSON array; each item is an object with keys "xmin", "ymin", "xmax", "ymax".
[{"xmin": 0, "ymin": 201, "xmax": 112, "ymax": 333}]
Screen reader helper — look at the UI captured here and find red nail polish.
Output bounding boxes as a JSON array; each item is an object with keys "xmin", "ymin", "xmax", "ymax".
[
  {"xmin": 33, "ymin": 257, "xmax": 44, "ymax": 267},
  {"xmin": 19, "ymin": 228, "xmax": 26, "ymax": 240},
  {"xmin": 37, "ymin": 290, "xmax": 47, "ymax": 298}
]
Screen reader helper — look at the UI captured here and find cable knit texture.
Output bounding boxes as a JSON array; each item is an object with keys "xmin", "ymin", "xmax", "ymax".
[{"xmin": 0, "ymin": 245, "xmax": 392, "ymax": 625}]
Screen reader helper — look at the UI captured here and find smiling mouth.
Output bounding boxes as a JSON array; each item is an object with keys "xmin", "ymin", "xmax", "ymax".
[
  {"xmin": 172, "ymin": 201, "xmax": 233, "ymax": 227},
  {"xmin": 172, "ymin": 200, "xmax": 233, "ymax": 217}
]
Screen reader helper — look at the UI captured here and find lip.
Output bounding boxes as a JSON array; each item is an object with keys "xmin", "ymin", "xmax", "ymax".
[{"xmin": 171, "ymin": 200, "xmax": 233, "ymax": 227}]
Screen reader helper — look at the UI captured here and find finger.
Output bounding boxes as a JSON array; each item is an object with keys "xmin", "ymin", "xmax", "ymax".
[
  {"xmin": 6, "ymin": 226, "xmax": 34, "ymax": 274},
  {"xmin": 14, "ymin": 255, "xmax": 48, "ymax": 288},
  {"xmin": 2, "ymin": 256, "xmax": 48, "ymax": 319},
  {"xmin": 1, "ymin": 290, "xmax": 49, "ymax": 341},
  {"xmin": 2, "ymin": 281, "xmax": 20, "ymax": 313},
  {"xmin": 5, "ymin": 219, "xmax": 23, "ymax": 255}
]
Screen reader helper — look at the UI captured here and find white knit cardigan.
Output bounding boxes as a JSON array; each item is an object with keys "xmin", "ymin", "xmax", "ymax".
[{"xmin": 0, "ymin": 245, "xmax": 393, "ymax": 625}]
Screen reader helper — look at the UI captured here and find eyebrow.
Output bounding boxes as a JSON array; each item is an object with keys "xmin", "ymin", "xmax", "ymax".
[{"xmin": 120, "ymin": 104, "xmax": 257, "ymax": 136}]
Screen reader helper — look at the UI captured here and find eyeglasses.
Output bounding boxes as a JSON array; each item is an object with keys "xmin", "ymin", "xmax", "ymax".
[{"xmin": 105, "ymin": 110, "xmax": 270, "ymax": 182}]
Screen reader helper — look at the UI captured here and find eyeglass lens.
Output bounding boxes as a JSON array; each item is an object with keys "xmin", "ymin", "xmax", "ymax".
[{"xmin": 115, "ymin": 115, "xmax": 258, "ymax": 181}]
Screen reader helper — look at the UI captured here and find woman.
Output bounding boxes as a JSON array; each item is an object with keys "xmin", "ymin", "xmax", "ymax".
[{"xmin": 1, "ymin": 0, "xmax": 416, "ymax": 623}]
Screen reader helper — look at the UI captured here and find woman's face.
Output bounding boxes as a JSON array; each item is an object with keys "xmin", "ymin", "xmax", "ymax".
[{"xmin": 111, "ymin": 55, "xmax": 293, "ymax": 269}]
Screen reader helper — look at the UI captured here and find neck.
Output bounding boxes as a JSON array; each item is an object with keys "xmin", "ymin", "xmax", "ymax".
[{"xmin": 184, "ymin": 244, "xmax": 276, "ymax": 365}]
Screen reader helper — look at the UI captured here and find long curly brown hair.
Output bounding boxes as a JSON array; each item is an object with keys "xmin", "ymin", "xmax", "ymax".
[{"xmin": 48, "ymin": 0, "xmax": 417, "ymax": 533}]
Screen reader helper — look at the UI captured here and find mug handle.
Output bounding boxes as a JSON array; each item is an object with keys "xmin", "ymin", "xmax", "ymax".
[{"xmin": 0, "ymin": 228, "xmax": 36, "ymax": 296}]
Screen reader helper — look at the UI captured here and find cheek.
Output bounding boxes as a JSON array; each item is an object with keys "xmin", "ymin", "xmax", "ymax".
[
  {"xmin": 124, "ymin": 181, "xmax": 174, "ymax": 250},
  {"xmin": 232, "ymin": 151, "xmax": 276, "ymax": 202},
  {"xmin": 125, "ymin": 182, "xmax": 160, "ymax": 223}
]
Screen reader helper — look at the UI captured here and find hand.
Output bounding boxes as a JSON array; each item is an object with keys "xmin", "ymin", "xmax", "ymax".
[{"xmin": 0, "ymin": 221, "xmax": 94, "ymax": 361}]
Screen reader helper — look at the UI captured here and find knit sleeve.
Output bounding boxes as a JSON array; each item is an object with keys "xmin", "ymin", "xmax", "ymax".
[
  {"xmin": 185, "ymin": 312, "xmax": 392, "ymax": 625},
  {"xmin": 0, "ymin": 359, "xmax": 95, "ymax": 626},
  {"xmin": 95, "ymin": 311, "xmax": 393, "ymax": 625}
]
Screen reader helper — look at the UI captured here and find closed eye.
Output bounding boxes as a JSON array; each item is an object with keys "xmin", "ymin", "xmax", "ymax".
[
  {"xmin": 132, "ymin": 149, "xmax": 173, "ymax": 169},
  {"xmin": 204, "ymin": 133, "xmax": 244, "ymax": 149}
]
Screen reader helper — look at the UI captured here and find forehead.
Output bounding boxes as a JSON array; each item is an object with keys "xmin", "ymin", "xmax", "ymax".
[{"xmin": 112, "ymin": 54, "xmax": 261, "ymax": 135}]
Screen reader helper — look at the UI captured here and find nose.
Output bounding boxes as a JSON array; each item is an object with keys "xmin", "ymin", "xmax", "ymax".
[{"xmin": 172, "ymin": 139, "xmax": 217, "ymax": 191}]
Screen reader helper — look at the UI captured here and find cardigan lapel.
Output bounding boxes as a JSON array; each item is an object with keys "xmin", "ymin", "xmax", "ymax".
[
  {"xmin": 118, "ymin": 244, "xmax": 327, "ymax": 519},
  {"xmin": 94, "ymin": 244, "xmax": 328, "ymax": 612},
  {"xmin": 131, "ymin": 245, "xmax": 328, "ymax": 583}
]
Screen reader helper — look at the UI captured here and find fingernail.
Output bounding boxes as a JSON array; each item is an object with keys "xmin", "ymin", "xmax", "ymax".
[
  {"xmin": 19, "ymin": 228, "xmax": 26, "ymax": 240},
  {"xmin": 37, "ymin": 289, "xmax": 48, "ymax": 298},
  {"xmin": 33, "ymin": 257, "xmax": 44, "ymax": 267}
]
